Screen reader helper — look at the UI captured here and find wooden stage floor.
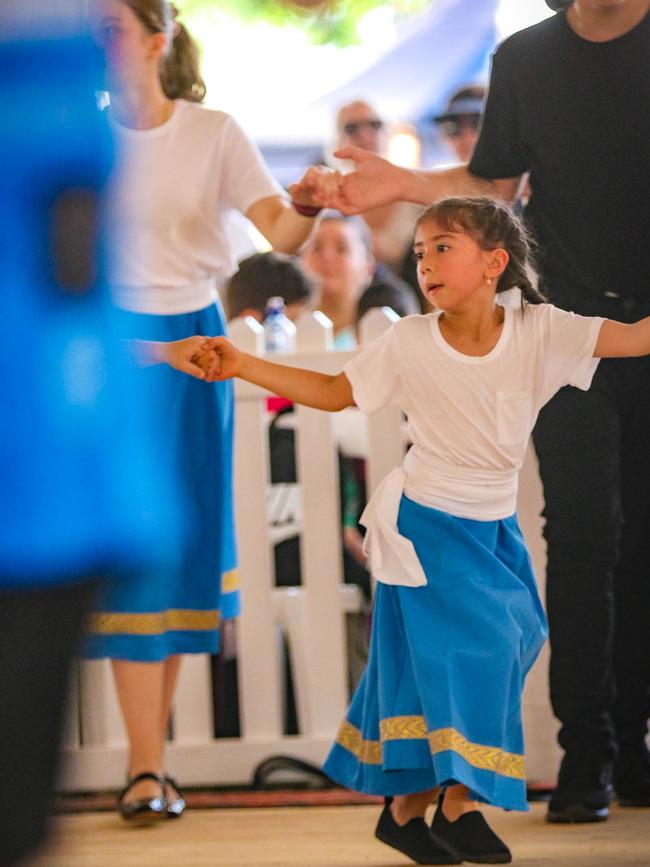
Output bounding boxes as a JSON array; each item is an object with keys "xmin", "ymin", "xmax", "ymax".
[{"xmin": 35, "ymin": 803, "xmax": 649, "ymax": 867}]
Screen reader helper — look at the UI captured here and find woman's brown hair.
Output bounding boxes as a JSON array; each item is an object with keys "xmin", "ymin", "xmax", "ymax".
[
  {"xmin": 122, "ymin": 0, "xmax": 206, "ymax": 102},
  {"xmin": 415, "ymin": 197, "xmax": 546, "ymax": 306}
]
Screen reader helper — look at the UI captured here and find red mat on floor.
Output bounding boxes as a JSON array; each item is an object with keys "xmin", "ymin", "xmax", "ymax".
[
  {"xmin": 55, "ymin": 784, "xmax": 552, "ymax": 814},
  {"xmin": 54, "ymin": 788, "xmax": 382, "ymax": 813}
]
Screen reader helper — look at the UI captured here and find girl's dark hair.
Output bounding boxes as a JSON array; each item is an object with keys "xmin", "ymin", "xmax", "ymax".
[
  {"xmin": 415, "ymin": 197, "xmax": 546, "ymax": 306},
  {"xmin": 122, "ymin": 0, "xmax": 206, "ymax": 102}
]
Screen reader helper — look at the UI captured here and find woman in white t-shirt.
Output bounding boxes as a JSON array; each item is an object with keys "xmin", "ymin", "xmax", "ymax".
[
  {"xmin": 85, "ymin": 0, "xmax": 331, "ymax": 822},
  {"xmin": 200, "ymin": 197, "xmax": 650, "ymax": 864}
]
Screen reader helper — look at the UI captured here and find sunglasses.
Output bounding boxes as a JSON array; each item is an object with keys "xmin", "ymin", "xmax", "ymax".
[
  {"xmin": 342, "ymin": 119, "xmax": 384, "ymax": 137},
  {"xmin": 440, "ymin": 116, "xmax": 480, "ymax": 138}
]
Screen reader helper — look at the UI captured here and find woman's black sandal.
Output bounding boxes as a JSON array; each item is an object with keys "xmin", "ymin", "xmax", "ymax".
[
  {"xmin": 117, "ymin": 772, "xmax": 167, "ymax": 824},
  {"xmin": 375, "ymin": 797, "xmax": 461, "ymax": 865},
  {"xmin": 429, "ymin": 791, "xmax": 512, "ymax": 864},
  {"xmin": 164, "ymin": 774, "xmax": 186, "ymax": 819}
]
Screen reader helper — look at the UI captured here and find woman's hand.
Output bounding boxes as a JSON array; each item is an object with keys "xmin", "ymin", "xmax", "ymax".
[{"xmin": 142, "ymin": 336, "xmax": 218, "ymax": 380}]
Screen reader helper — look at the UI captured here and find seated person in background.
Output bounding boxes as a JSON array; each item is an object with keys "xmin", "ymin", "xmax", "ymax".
[
  {"xmin": 335, "ymin": 100, "xmax": 422, "ymax": 276},
  {"xmin": 356, "ymin": 278, "xmax": 421, "ymax": 324},
  {"xmin": 224, "ymin": 251, "xmax": 314, "ymax": 323},
  {"xmin": 300, "ymin": 212, "xmax": 376, "ymax": 349}
]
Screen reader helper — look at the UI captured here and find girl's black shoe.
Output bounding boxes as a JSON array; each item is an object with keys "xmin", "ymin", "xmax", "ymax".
[
  {"xmin": 117, "ymin": 772, "xmax": 167, "ymax": 824},
  {"xmin": 429, "ymin": 793, "xmax": 512, "ymax": 864},
  {"xmin": 375, "ymin": 799, "xmax": 461, "ymax": 865}
]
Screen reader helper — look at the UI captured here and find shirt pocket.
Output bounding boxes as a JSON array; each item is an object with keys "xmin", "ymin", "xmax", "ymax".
[{"xmin": 496, "ymin": 389, "xmax": 534, "ymax": 446}]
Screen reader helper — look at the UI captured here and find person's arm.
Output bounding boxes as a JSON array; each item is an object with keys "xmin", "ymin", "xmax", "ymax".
[
  {"xmin": 246, "ymin": 165, "xmax": 340, "ymax": 254},
  {"xmin": 594, "ymin": 318, "xmax": 650, "ymax": 358},
  {"xmin": 203, "ymin": 336, "xmax": 355, "ymax": 412},
  {"xmin": 300, "ymin": 147, "xmax": 523, "ymax": 214},
  {"xmin": 131, "ymin": 336, "xmax": 217, "ymax": 380}
]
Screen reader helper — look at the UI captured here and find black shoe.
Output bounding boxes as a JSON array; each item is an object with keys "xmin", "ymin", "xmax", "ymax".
[
  {"xmin": 429, "ymin": 793, "xmax": 512, "ymax": 864},
  {"xmin": 164, "ymin": 774, "xmax": 186, "ymax": 818},
  {"xmin": 375, "ymin": 799, "xmax": 461, "ymax": 865},
  {"xmin": 117, "ymin": 772, "xmax": 167, "ymax": 824},
  {"xmin": 614, "ymin": 744, "xmax": 650, "ymax": 807},
  {"xmin": 546, "ymin": 753, "xmax": 612, "ymax": 823}
]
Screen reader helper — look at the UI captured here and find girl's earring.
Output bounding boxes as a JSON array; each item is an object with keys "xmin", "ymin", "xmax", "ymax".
[{"xmin": 486, "ymin": 277, "xmax": 492, "ymax": 286}]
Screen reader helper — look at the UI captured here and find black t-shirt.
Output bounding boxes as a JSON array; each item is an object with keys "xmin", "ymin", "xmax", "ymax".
[{"xmin": 469, "ymin": 10, "xmax": 650, "ymax": 304}]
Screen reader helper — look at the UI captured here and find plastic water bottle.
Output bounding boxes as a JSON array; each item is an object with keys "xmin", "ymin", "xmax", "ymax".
[{"xmin": 263, "ymin": 296, "xmax": 296, "ymax": 353}]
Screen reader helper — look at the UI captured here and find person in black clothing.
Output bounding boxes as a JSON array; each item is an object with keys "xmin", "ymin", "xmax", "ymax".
[{"xmin": 303, "ymin": 0, "xmax": 650, "ymax": 825}]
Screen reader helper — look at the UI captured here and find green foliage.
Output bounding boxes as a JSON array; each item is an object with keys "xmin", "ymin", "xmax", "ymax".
[{"xmin": 179, "ymin": 0, "xmax": 431, "ymax": 46}]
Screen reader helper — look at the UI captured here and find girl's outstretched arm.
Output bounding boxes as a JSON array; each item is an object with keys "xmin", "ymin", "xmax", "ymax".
[
  {"xmin": 594, "ymin": 317, "xmax": 650, "ymax": 358},
  {"xmin": 204, "ymin": 336, "xmax": 355, "ymax": 412}
]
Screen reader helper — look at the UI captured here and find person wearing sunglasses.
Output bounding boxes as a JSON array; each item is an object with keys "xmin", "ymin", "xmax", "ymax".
[
  {"xmin": 433, "ymin": 86, "xmax": 485, "ymax": 164},
  {"xmin": 336, "ymin": 100, "xmax": 387, "ymax": 155},
  {"xmin": 334, "ymin": 101, "xmax": 423, "ymax": 292}
]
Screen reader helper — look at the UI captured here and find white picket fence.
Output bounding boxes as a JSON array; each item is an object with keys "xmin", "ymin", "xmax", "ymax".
[{"xmin": 59, "ymin": 308, "xmax": 560, "ymax": 792}]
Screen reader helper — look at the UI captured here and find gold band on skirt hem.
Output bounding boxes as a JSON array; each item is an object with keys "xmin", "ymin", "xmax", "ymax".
[
  {"xmin": 87, "ymin": 608, "xmax": 220, "ymax": 636},
  {"xmin": 336, "ymin": 717, "xmax": 526, "ymax": 779}
]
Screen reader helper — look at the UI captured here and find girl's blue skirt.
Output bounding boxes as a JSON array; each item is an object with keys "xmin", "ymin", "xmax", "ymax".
[
  {"xmin": 83, "ymin": 301, "xmax": 239, "ymax": 662},
  {"xmin": 323, "ymin": 495, "xmax": 548, "ymax": 812}
]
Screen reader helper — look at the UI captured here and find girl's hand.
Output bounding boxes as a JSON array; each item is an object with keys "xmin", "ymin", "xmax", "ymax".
[
  {"xmin": 288, "ymin": 164, "xmax": 343, "ymax": 210},
  {"xmin": 199, "ymin": 337, "xmax": 244, "ymax": 382}
]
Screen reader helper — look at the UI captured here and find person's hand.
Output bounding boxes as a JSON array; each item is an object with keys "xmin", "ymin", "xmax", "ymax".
[
  {"xmin": 288, "ymin": 164, "xmax": 343, "ymax": 210},
  {"xmin": 155, "ymin": 336, "xmax": 216, "ymax": 380},
  {"xmin": 331, "ymin": 146, "xmax": 408, "ymax": 214},
  {"xmin": 198, "ymin": 337, "xmax": 245, "ymax": 382},
  {"xmin": 192, "ymin": 349, "xmax": 220, "ymax": 379}
]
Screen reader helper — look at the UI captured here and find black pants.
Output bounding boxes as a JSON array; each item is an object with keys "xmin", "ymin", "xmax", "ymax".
[
  {"xmin": 533, "ymin": 340, "xmax": 650, "ymax": 765},
  {"xmin": 0, "ymin": 579, "xmax": 97, "ymax": 867}
]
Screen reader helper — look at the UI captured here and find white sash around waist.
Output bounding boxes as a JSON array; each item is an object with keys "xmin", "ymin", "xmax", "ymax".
[
  {"xmin": 360, "ymin": 449, "xmax": 519, "ymax": 588},
  {"xmin": 112, "ymin": 276, "xmax": 218, "ymax": 315},
  {"xmin": 360, "ymin": 467, "xmax": 427, "ymax": 588}
]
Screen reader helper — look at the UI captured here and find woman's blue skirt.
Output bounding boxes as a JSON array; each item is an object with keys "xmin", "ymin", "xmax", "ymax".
[
  {"xmin": 323, "ymin": 495, "xmax": 548, "ymax": 811},
  {"xmin": 83, "ymin": 301, "xmax": 239, "ymax": 662}
]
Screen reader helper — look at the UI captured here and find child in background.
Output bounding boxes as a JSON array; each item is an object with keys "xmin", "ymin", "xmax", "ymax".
[
  {"xmin": 196, "ymin": 197, "xmax": 650, "ymax": 864},
  {"xmin": 224, "ymin": 252, "xmax": 315, "ymax": 324},
  {"xmin": 356, "ymin": 278, "xmax": 421, "ymax": 324}
]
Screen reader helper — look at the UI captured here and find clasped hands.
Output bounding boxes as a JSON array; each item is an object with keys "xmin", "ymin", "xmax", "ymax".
[
  {"xmin": 156, "ymin": 335, "xmax": 240, "ymax": 382},
  {"xmin": 288, "ymin": 146, "xmax": 403, "ymax": 215}
]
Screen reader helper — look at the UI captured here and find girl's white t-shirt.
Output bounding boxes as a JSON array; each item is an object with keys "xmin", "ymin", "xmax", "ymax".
[
  {"xmin": 345, "ymin": 303, "xmax": 605, "ymax": 523},
  {"xmin": 108, "ymin": 100, "xmax": 284, "ymax": 314}
]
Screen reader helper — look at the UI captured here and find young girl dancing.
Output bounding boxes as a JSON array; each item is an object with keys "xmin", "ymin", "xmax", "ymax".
[{"xmin": 199, "ymin": 197, "xmax": 650, "ymax": 864}]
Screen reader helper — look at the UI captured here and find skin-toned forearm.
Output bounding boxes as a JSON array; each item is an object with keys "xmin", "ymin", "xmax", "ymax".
[
  {"xmin": 262, "ymin": 201, "xmax": 318, "ymax": 253},
  {"xmin": 238, "ymin": 353, "xmax": 352, "ymax": 411},
  {"xmin": 399, "ymin": 165, "xmax": 518, "ymax": 206},
  {"xmin": 596, "ymin": 316, "xmax": 650, "ymax": 358},
  {"xmin": 130, "ymin": 339, "xmax": 166, "ymax": 366}
]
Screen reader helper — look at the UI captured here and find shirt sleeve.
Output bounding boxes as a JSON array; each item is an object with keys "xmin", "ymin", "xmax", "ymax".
[
  {"xmin": 343, "ymin": 326, "xmax": 402, "ymax": 414},
  {"xmin": 468, "ymin": 41, "xmax": 530, "ymax": 180},
  {"xmin": 219, "ymin": 115, "xmax": 286, "ymax": 215},
  {"xmin": 537, "ymin": 305, "xmax": 606, "ymax": 403}
]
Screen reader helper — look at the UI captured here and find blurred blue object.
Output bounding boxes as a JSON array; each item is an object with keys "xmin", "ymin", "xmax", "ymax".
[{"xmin": 0, "ymin": 25, "xmax": 181, "ymax": 586}]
